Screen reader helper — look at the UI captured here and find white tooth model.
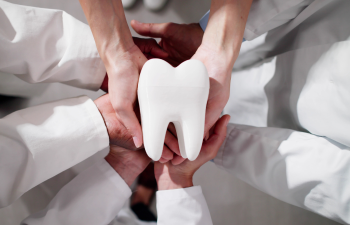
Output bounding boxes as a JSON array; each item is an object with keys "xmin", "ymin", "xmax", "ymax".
[{"xmin": 138, "ymin": 59, "xmax": 209, "ymax": 161}]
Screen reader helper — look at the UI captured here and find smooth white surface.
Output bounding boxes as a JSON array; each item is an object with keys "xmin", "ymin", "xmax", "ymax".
[
  {"xmin": 22, "ymin": 159, "xmax": 213, "ymax": 225},
  {"xmin": 138, "ymin": 59, "xmax": 209, "ymax": 161}
]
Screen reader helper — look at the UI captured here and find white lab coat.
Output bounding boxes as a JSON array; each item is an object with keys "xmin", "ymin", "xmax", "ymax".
[
  {"xmin": 21, "ymin": 159, "xmax": 213, "ymax": 225},
  {"xmin": 0, "ymin": 0, "xmax": 109, "ymax": 208},
  {"xmin": 0, "ymin": 1, "xmax": 213, "ymax": 224},
  {"xmin": 208, "ymin": 0, "xmax": 350, "ymax": 224}
]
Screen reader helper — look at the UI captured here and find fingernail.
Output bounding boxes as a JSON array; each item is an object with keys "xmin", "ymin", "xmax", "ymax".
[
  {"xmin": 133, "ymin": 136, "xmax": 142, "ymax": 148},
  {"xmin": 133, "ymin": 20, "xmax": 142, "ymax": 24},
  {"xmin": 204, "ymin": 133, "xmax": 209, "ymax": 141}
]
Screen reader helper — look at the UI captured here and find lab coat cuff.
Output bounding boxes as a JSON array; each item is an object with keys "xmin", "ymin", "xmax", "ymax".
[
  {"xmin": 199, "ymin": 10, "xmax": 210, "ymax": 31},
  {"xmin": 156, "ymin": 186, "xmax": 203, "ymax": 201},
  {"xmin": 83, "ymin": 96, "xmax": 110, "ymax": 151},
  {"xmin": 95, "ymin": 159, "xmax": 133, "ymax": 198},
  {"xmin": 214, "ymin": 124, "xmax": 235, "ymax": 171}
]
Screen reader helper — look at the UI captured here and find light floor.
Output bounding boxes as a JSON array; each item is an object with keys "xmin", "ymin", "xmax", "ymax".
[{"xmin": 0, "ymin": 0, "xmax": 338, "ymax": 224}]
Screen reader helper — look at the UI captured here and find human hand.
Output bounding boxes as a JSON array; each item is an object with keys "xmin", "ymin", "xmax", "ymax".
[
  {"xmin": 103, "ymin": 37, "xmax": 168, "ymax": 149},
  {"xmin": 192, "ymin": 45, "xmax": 234, "ymax": 139},
  {"xmin": 131, "ymin": 20, "xmax": 233, "ymax": 140},
  {"xmin": 100, "ymin": 37, "xmax": 168, "ymax": 93},
  {"xmin": 131, "ymin": 20, "xmax": 203, "ymax": 66},
  {"xmin": 94, "ymin": 94, "xmax": 179, "ymax": 163},
  {"xmin": 105, "ymin": 145, "xmax": 151, "ymax": 187},
  {"xmin": 154, "ymin": 115, "xmax": 230, "ymax": 190}
]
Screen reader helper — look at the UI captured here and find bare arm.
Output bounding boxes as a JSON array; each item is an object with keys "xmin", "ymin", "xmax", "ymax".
[
  {"xmin": 79, "ymin": 0, "xmax": 146, "ymax": 149},
  {"xmin": 193, "ymin": 0, "xmax": 253, "ymax": 137}
]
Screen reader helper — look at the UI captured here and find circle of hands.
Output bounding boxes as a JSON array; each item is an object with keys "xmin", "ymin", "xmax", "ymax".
[{"xmin": 96, "ymin": 20, "xmax": 232, "ymax": 185}]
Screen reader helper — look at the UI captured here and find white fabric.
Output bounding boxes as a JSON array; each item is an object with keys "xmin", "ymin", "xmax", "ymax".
[
  {"xmin": 22, "ymin": 159, "xmax": 131, "ymax": 225},
  {"xmin": 0, "ymin": 1, "xmax": 110, "ymax": 208},
  {"xmin": 243, "ymin": 0, "xmax": 315, "ymax": 41},
  {"xmin": 199, "ymin": 0, "xmax": 317, "ymax": 41},
  {"xmin": 215, "ymin": 124, "xmax": 350, "ymax": 224},
  {"xmin": 157, "ymin": 186, "xmax": 213, "ymax": 225},
  {"xmin": 217, "ymin": 0, "xmax": 350, "ymax": 224},
  {"xmin": 22, "ymin": 159, "xmax": 212, "ymax": 225},
  {"xmin": 0, "ymin": 96, "xmax": 109, "ymax": 208},
  {"xmin": 0, "ymin": 1, "xmax": 106, "ymax": 92}
]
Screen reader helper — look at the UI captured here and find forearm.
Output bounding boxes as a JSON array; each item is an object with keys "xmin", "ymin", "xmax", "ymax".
[
  {"xmin": 0, "ymin": 96, "xmax": 109, "ymax": 208},
  {"xmin": 157, "ymin": 174, "xmax": 193, "ymax": 191},
  {"xmin": 0, "ymin": 1, "xmax": 106, "ymax": 90},
  {"xmin": 157, "ymin": 186, "xmax": 213, "ymax": 225},
  {"xmin": 156, "ymin": 169, "xmax": 213, "ymax": 225},
  {"xmin": 215, "ymin": 124, "xmax": 350, "ymax": 224},
  {"xmin": 79, "ymin": 0, "xmax": 134, "ymax": 62},
  {"xmin": 203, "ymin": 0, "xmax": 252, "ymax": 67},
  {"xmin": 22, "ymin": 159, "xmax": 131, "ymax": 225},
  {"xmin": 105, "ymin": 154, "xmax": 143, "ymax": 187}
]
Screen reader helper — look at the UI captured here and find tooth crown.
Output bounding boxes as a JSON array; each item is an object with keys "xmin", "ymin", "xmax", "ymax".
[{"xmin": 138, "ymin": 59, "xmax": 209, "ymax": 161}]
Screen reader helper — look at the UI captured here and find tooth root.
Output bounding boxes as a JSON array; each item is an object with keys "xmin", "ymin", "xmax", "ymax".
[
  {"xmin": 173, "ymin": 121, "xmax": 187, "ymax": 159},
  {"xmin": 180, "ymin": 109, "xmax": 206, "ymax": 161},
  {"xmin": 140, "ymin": 112, "xmax": 169, "ymax": 161}
]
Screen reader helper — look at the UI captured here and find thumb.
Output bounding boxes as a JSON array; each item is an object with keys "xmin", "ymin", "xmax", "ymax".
[
  {"xmin": 200, "ymin": 115, "xmax": 230, "ymax": 160},
  {"xmin": 131, "ymin": 20, "xmax": 170, "ymax": 38},
  {"xmin": 133, "ymin": 37, "xmax": 168, "ymax": 59},
  {"xmin": 204, "ymin": 104, "xmax": 222, "ymax": 138}
]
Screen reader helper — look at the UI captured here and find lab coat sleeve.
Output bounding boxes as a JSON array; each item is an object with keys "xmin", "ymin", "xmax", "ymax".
[
  {"xmin": 0, "ymin": 96, "xmax": 109, "ymax": 208},
  {"xmin": 21, "ymin": 159, "xmax": 131, "ymax": 225},
  {"xmin": 199, "ymin": 0, "xmax": 314, "ymax": 41},
  {"xmin": 0, "ymin": 1, "xmax": 106, "ymax": 91},
  {"xmin": 214, "ymin": 124, "xmax": 350, "ymax": 224},
  {"xmin": 157, "ymin": 186, "xmax": 213, "ymax": 225}
]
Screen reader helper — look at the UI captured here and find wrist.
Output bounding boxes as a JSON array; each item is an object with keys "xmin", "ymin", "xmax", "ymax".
[
  {"xmin": 105, "ymin": 154, "xmax": 142, "ymax": 187},
  {"xmin": 156, "ymin": 173, "xmax": 194, "ymax": 190},
  {"xmin": 201, "ymin": 0, "xmax": 252, "ymax": 64},
  {"xmin": 102, "ymin": 40, "xmax": 135, "ymax": 65},
  {"xmin": 193, "ymin": 45, "xmax": 235, "ymax": 81}
]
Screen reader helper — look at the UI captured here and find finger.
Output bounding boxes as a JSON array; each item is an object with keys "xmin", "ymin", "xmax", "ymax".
[
  {"xmin": 111, "ymin": 97, "xmax": 143, "ymax": 148},
  {"xmin": 202, "ymin": 115, "xmax": 230, "ymax": 158},
  {"xmin": 159, "ymin": 157, "xmax": 169, "ymax": 164},
  {"xmin": 204, "ymin": 131, "xmax": 209, "ymax": 141},
  {"xmin": 131, "ymin": 20, "xmax": 173, "ymax": 38},
  {"xmin": 161, "ymin": 145, "xmax": 174, "ymax": 160},
  {"xmin": 164, "ymin": 130, "xmax": 181, "ymax": 156},
  {"xmin": 171, "ymin": 155, "xmax": 187, "ymax": 165},
  {"xmin": 133, "ymin": 37, "xmax": 168, "ymax": 59},
  {"xmin": 203, "ymin": 104, "xmax": 223, "ymax": 138}
]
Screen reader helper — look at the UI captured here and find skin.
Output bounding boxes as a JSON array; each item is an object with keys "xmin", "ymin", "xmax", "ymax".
[
  {"xmin": 79, "ymin": 0, "xmax": 170, "ymax": 149},
  {"xmin": 105, "ymin": 145, "xmax": 151, "ymax": 187},
  {"xmin": 155, "ymin": 115, "xmax": 230, "ymax": 190},
  {"xmin": 94, "ymin": 94, "xmax": 181, "ymax": 163},
  {"xmin": 132, "ymin": 0, "xmax": 253, "ymax": 141}
]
